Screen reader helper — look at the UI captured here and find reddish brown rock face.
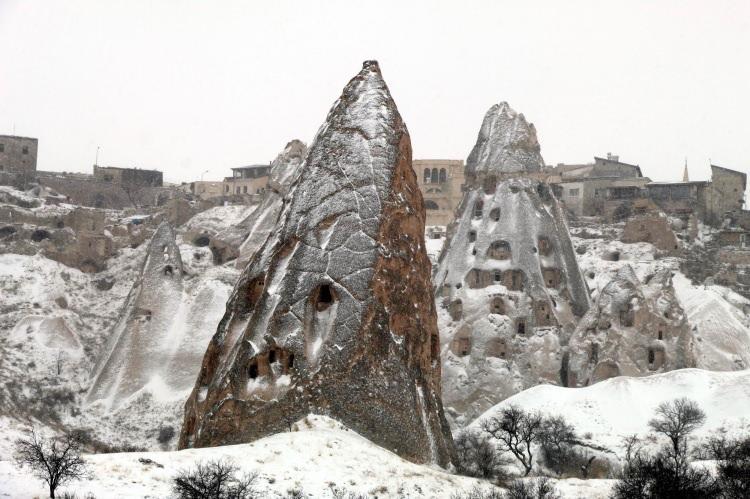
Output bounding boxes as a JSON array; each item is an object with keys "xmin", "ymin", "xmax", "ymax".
[{"xmin": 179, "ymin": 61, "xmax": 455, "ymax": 467}]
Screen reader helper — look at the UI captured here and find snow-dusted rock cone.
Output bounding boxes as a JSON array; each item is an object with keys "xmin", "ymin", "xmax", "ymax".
[
  {"xmin": 566, "ymin": 266, "xmax": 696, "ymax": 386},
  {"xmin": 87, "ymin": 222, "xmax": 187, "ymax": 406},
  {"xmin": 434, "ymin": 103, "xmax": 590, "ymax": 426},
  {"xmin": 465, "ymin": 102, "xmax": 544, "ymax": 182},
  {"xmin": 179, "ymin": 61, "xmax": 455, "ymax": 466}
]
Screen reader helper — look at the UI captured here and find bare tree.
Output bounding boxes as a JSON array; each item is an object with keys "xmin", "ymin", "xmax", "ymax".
[
  {"xmin": 481, "ymin": 406, "xmax": 544, "ymax": 476},
  {"xmin": 172, "ymin": 458, "xmax": 258, "ymax": 499},
  {"xmin": 648, "ymin": 397, "xmax": 706, "ymax": 457},
  {"xmin": 14, "ymin": 428, "xmax": 88, "ymax": 499}
]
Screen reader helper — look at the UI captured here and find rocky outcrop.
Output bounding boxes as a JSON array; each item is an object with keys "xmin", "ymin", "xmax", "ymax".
[
  {"xmin": 179, "ymin": 61, "xmax": 454, "ymax": 466},
  {"xmin": 233, "ymin": 139, "xmax": 307, "ymax": 268},
  {"xmin": 206, "ymin": 140, "xmax": 307, "ymax": 266},
  {"xmin": 435, "ymin": 103, "xmax": 590, "ymax": 426},
  {"xmin": 566, "ymin": 266, "xmax": 695, "ymax": 386},
  {"xmin": 465, "ymin": 102, "xmax": 544, "ymax": 182},
  {"xmin": 87, "ymin": 222, "xmax": 189, "ymax": 406}
]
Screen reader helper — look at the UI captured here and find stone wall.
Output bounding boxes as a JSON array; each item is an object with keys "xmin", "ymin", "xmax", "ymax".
[
  {"xmin": 0, "ymin": 135, "xmax": 38, "ymax": 174},
  {"xmin": 93, "ymin": 165, "xmax": 163, "ymax": 188},
  {"xmin": 707, "ymin": 165, "xmax": 747, "ymax": 223},
  {"xmin": 621, "ymin": 214, "xmax": 680, "ymax": 254}
]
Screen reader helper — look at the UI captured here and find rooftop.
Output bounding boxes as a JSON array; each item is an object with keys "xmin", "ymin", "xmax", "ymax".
[
  {"xmin": 231, "ymin": 164, "xmax": 271, "ymax": 171},
  {"xmin": 0, "ymin": 134, "xmax": 38, "ymax": 141}
]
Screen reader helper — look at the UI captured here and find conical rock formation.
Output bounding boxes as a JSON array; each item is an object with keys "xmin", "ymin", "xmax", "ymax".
[
  {"xmin": 179, "ymin": 61, "xmax": 454, "ymax": 466},
  {"xmin": 566, "ymin": 266, "xmax": 696, "ymax": 386},
  {"xmin": 465, "ymin": 102, "xmax": 544, "ymax": 181},
  {"xmin": 435, "ymin": 103, "xmax": 589, "ymax": 426},
  {"xmin": 88, "ymin": 222, "xmax": 187, "ymax": 406}
]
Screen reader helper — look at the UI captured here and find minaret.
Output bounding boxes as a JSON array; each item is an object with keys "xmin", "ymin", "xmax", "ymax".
[{"xmin": 682, "ymin": 158, "xmax": 690, "ymax": 182}]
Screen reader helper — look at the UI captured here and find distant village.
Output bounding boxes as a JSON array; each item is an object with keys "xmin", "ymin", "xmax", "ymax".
[{"xmin": 1, "ymin": 133, "xmax": 747, "ymax": 250}]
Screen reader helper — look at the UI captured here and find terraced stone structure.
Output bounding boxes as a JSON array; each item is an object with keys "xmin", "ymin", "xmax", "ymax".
[{"xmin": 179, "ymin": 61, "xmax": 454, "ymax": 466}]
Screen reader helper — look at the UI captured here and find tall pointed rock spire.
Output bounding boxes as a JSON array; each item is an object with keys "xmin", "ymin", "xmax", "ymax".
[{"xmin": 179, "ymin": 61, "xmax": 455, "ymax": 466}]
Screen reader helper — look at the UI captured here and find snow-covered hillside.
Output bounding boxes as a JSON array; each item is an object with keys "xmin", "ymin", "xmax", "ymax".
[
  {"xmin": 472, "ymin": 368, "xmax": 750, "ymax": 454},
  {"xmin": 0, "ymin": 415, "xmax": 492, "ymax": 499}
]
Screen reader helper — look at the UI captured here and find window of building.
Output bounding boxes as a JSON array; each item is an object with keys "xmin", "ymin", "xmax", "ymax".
[
  {"xmin": 225, "ymin": 185, "xmax": 229, "ymax": 193},
  {"xmin": 243, "ymin": 186, "xmax": 248, "ymax": 194},
  {"xmin": 235, "ymin": 187, "xmax": 240, "ymax": 194},
  {"xmin": 423, "ymin": 168, "xmax": 431, "ymax": 183},
  {"xmin": 431, "ymin": 168, "xmax": 439, "ymax": 184},
  {"xmin": 0, "ymin": 144, "xmax": 4, "ymax": 152},
  {"xmin": 439, "ymin": 168, "xmax": 447, "ymax": 183},
  {"xmin": 568, "ymin": 188, "xmax": 580, "ymax": 197},
  {"xmin": 22, "ymin": 146, "xmax": 28, "ymax": 154},
  {"xmin": 425, "ymin": 200, "xmax": 439, "ymax": 210}
]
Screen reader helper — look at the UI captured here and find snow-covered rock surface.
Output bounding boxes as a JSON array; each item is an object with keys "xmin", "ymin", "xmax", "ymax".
[
  {"xmin": 87, "ymin": 222, "xmax": 188, "ymax": 406},
  {"xmin": 234, "ymin": 139, "xmax": 307, "ymax": 268},
  {"xmin": 465, "ymin": 102, "xmax": 545, "ymax": 178},
  {"xmin": 181, "ymin": 60, "xmax": 454, "ymax": 466},
  {"xmin": 673, "ymin": 272, "xmax": 750, "ymax": 370},
  {"xmin": 435, "ymin": 104, "xmax": 589, "ymax": 427},
  {"xmin": 571, "ymin": 222, "xmax": 750, "ymax": 372},
  {"xmin": 566, "ymin": 265, "xmax": 696, "ymax": 386}
]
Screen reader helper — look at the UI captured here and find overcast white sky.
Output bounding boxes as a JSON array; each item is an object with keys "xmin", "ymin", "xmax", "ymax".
[{"xmin": 1, "ymin": 0, "xmax": 748, "ymax": 186}]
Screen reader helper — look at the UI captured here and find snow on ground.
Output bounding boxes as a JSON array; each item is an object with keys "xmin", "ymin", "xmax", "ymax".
[
  {"xmin": 472, "ymin": 368, "xmax": 750, "ymax": 455},
  {"xmin": 0, "ymin": 415, "xmax": 493, "ymax": 499},
  {"xmin": 673, "ymin": 272, "xmax": 750, "ymax": 370},
  {"xmin": 181, "ymin": 204, "xmax": 258, "ymax": 234}
]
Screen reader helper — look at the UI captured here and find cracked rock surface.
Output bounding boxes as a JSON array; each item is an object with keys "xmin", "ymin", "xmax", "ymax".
[{"xmin": 180, "ymin": 61, "xmax": 454, "ymax": 466}]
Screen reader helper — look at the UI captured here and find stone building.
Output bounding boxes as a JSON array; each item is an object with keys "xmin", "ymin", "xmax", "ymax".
[
  {"xmin": 415, "ymin": 159, "xmax": 465, "ymax": 226},
  {"xmin": 0, "ymin": 135, "xmax": 38, "ymax": 174},
  {"xmin": 222, "ymin": 164, "xmax": 270, "ymax": 196},
  {"xmin": 646, "ymin": 164, "xmax": 746, "ymax": 224},
  {"xmin": 705, "ymin": 165, "xmax": 747, "ymax": 223},
  {"xmin": 182, "ymin": 180, "xmax": 224, "ymax": 200},
  {"xmin": 547, "ymin": 154, "xmax": 650, "ymax": 217},
  {"xmin": 93, "ymin": 165, "xmax": 163, "ymax": 188}
]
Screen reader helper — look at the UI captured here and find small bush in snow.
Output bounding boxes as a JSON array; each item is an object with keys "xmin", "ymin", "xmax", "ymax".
[
  {"xmin": 699, "ymin": 434, "xmax": 750, "ymax": 499},
  {"xmin": 451, "ymin": 478, "xmax": 558, "ymax": 499},
  {"xmin": 504, "ymin": 478, "xmax": 560, "ymax": 499},
  {"xmin": 454, "ymin": 429, "xmax": 510, "ymax": 483},
  {"xmin": 172, "ymin": 459, "xmax": 258, "ymax": 499},
  {"xmin": 158, "ymin": 425, "xmax": 176, "ymax": 444},
  {"xmin": 328, "ymin": 484, "xmax": 368, "ymax": 499},
  {"xmin": 613, "ymin": 446, "xmax": 720, "ymax": 499}
]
